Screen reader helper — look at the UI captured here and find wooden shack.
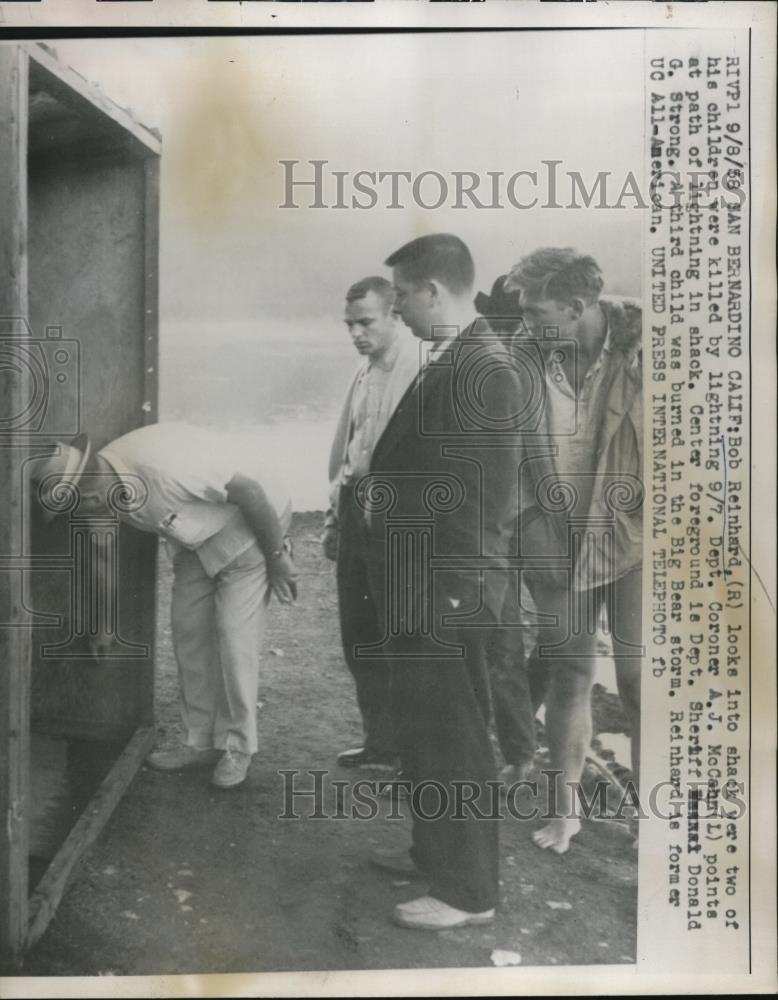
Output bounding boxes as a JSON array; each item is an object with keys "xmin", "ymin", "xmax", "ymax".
[{"xmin": 0, "ymin": 43, "xmax": 160, "ymax": 965}]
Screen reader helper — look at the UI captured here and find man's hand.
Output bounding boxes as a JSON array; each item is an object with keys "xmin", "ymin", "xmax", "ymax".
[
  {"xmin": 321, "ymin": 525, "xmax": 338, "ymax": 562},
  {"xmin": 269, "ymin": 550, "xmax": 298, "ymax": 605}
]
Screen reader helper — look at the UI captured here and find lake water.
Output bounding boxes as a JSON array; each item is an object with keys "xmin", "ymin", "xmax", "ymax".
[{"xmin": 160, "ymin": 320, "xmax": 352, "ymax": 509}]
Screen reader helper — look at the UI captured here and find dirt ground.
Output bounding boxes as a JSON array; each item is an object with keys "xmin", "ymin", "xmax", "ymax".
[{"xmin": 21, "ymin": 513, "xmax": 637, "ymax": 977}]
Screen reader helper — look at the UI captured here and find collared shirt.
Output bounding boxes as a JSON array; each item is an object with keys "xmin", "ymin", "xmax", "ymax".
[
  {"xmin": 99, "ymin": 423, "xmax": 292, "ymax": 577},
  {"xmin": 341, "ymin": 330, "xmax": 454, "ymax": 488},
  {"xmin": 342, "ymin": 338, "xmax": 403, "ymax": 484},
  {"xmin": 326, "ymin": 331, "xmax": 421, "ymax": 530}
]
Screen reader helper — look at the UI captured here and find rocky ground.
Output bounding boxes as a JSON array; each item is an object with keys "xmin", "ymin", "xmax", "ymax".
[{"xmin": 21, "ymin": 513, "xmax": 637, "ymax": 978}]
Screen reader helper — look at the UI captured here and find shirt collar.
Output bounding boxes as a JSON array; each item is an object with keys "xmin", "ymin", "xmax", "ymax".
[
  {"xmin": 426, "ymin": 338, "xmax": 454, "ymax": 363},
  {"xmin": 547, "ymin": 315, "xmax": 612, "ymax": 375},
  {"xmin": 423, "ymin": 319, "xmax": 474, "ymax": 364},
  {"xmin": 600, "ymin": 318, "xmax": 614, "ymax": 357}
]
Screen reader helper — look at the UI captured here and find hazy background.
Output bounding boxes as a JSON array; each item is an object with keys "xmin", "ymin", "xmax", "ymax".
[{"xmin": 52, "ymin": 33, "xmax": 645, "ymax": 509}]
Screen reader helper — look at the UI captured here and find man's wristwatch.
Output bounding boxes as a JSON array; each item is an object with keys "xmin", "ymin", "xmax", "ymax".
[{"xmin": 270, "ymin": 536, "xmax": 294, "ymax": 561}]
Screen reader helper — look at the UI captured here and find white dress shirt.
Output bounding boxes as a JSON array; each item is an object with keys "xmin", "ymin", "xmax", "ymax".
[
  {"xmin": 99, "ymin": 423, "xmax": 292, "ymax": 577},
  {"xmin": 342, "ymin": 338, "xmax": 403, "ymax": 484}
]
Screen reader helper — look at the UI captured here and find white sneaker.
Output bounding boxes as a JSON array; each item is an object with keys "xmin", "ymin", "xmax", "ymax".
[
  {"xmin": 211, "ymin": 749, "xmax": 252, "ymax": 789},
  {"xmin": 392, "ymin": 895, "xmax": 495, "ymax": 930}
]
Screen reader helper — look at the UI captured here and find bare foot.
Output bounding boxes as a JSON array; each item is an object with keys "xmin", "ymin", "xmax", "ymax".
[
  {"xmin": 532, "ymin": 818, "xmax": 581, "ymax": 854},
  {"xmin": 498, "ymin": 761, "xmax": 535, "ymax": 784}
]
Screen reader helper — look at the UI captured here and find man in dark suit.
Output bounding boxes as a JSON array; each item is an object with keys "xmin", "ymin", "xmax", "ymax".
[{"xmin": 362, "ymin": 234, "xmax": 522, "ymax": 930}]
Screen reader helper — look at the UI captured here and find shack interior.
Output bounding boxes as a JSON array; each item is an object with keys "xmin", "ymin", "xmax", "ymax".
[{"xmin": 0, "ymin": 44, "xmax": 160, "ymax": 965}]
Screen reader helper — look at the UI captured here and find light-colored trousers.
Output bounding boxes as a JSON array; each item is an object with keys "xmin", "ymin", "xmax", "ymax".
[{"xmin": 171, "ymin": 542, "xmax": 270, "ymax": 755}]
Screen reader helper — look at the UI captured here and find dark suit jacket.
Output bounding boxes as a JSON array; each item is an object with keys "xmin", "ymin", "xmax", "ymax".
[{"xmin": 363, "ymin": 320, "xmax": 522, "ymax": 629}]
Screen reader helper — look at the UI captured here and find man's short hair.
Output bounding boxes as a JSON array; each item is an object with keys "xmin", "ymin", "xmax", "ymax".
[
  {"xmin": 506, "ymin": 248, "xmax": 603, "ymax": 305},
  {"xmin": 384, "ymin": 234, "xmax": 475, "ymax": 295},
  {"xmin": 345, "ymin": 275, "xmax": 395, "ymax": 311}
]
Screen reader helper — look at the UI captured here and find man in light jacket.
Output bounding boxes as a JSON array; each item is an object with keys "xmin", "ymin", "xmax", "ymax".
[
  {"xmin": 506, "ymin": 248, "xmax": 643, "ymax": 855},
  {"xmin": 323, "ymin": 276, "xmax": 419, "ymax": 770}
]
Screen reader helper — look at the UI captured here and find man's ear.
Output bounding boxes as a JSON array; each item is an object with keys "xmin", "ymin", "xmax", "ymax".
[{"xmin": 427, "ymin": 279, "xmax": 443, "ymax": 305}]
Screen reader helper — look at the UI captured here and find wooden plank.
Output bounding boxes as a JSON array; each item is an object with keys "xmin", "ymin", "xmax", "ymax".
[
  {"xmin": 139, "ymin": 156, "xmax": 161, "ymax": 726},
  {"xmin": 0, "ymin": 43, "xmax": 31, "ymax": 968},
  {"xmin": 25, "ymin": 725, "xmax": 156, "ymax": 953},
  {"xmin": 24, "ymin": 43, "xmax": 161, "ymax": 159},
  {"xmin": 142, "ymin": 156, "xmax": 161, "ymax": 427}
]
